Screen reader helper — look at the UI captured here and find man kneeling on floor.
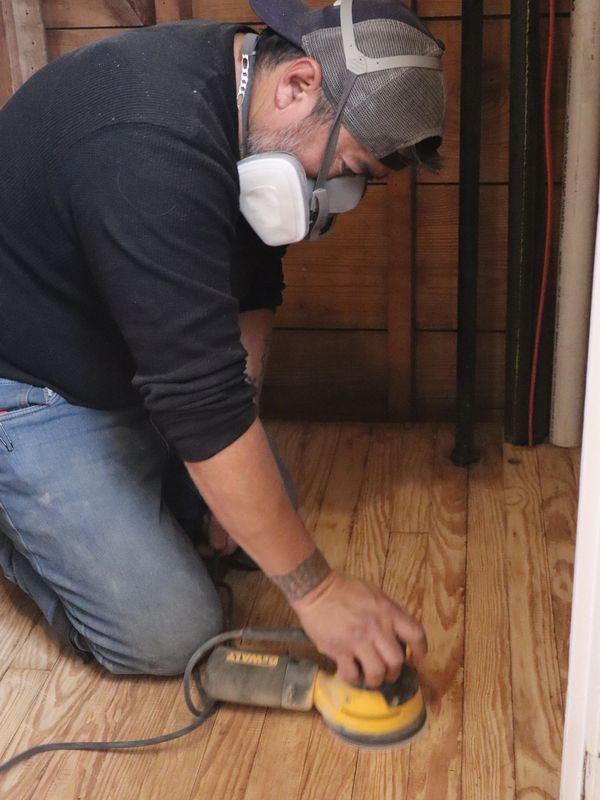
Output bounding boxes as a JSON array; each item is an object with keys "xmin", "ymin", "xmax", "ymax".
[{"xmin": 0, "ymin": 0, "xmax": 445, "ymax": 685}]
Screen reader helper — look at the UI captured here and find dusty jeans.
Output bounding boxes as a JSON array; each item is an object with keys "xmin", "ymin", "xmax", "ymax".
[{"xmin": 0, "ymin": 379, "xmax": 293, "ymax": 675}]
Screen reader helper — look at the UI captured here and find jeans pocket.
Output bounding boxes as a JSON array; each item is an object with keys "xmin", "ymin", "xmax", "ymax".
[
  {"xmin": 0, "ymin": 380, "xmax": 56, "ymax": 415},
  {"xmin": 0, "ymin": 382, "xmax": 60, "ymax": 452}
]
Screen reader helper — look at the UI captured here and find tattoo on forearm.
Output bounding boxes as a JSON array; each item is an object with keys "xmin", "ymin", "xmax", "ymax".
[{"xmin": 270, "ymin": 549, "xmax": 332, "ymax": 602}]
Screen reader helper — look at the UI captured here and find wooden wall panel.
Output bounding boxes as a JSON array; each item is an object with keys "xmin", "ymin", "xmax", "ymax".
[
  {"xmin": 277, "ymin": 185, "xmax": 388, "ymax": 330},
  {"xmin": 194, "ymin": 0, "xmax": 571, "ymax": 21},
  {"xmin": 0, "ymin": 1, "xmax": 48, "ymax": 106},
  {"xmin": 416, "ymin": 184, "xmax": 508, "ymax": 331},
  {"xmin": 417, "ymin": 1, "xmax": 571, "ymax": 16},
  {"xmin": 415, "ymin": 331, "xmax": 505, "ymax": 420},
  {"xmin": 46, "ymin": 28, "xmax": 125, "ymax": 60},
  {"xmin": 262, "ymin": 331, "xmax": 387, "ymax": 421},
  {"xmin": 43, "ymin": 1, "xmax": 154, "ymax": 28}
]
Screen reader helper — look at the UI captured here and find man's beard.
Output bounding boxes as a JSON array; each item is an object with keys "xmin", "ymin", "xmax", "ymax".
[{"xmin": 246, "ymin": 93, "xmax": 335, "ymax": 159}]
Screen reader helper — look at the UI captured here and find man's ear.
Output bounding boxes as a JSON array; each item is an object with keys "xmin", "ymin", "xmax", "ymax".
[{"xmin": 274, "ymin": 57, "xmax": 323, "ymax": 111}]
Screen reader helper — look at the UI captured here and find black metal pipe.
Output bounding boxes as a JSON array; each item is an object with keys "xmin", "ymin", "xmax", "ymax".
[
  {"xmin": 504, "ymin": 0, "xmax": 541, "ymax": 444},
  {"xmin": 451, "ymin": 0, "xmax": 484, "ymax": 466}
]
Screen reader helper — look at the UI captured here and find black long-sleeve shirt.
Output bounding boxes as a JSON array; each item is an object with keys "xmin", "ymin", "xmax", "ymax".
[{"xmin": 0, "ymin": 21, "xmax": 285, "ymax": 461}]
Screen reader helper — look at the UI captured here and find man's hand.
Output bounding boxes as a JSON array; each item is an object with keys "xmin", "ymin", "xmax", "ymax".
[{"xmin": 291, "ymin": 572, "xmax": 427, "ymax": 688}]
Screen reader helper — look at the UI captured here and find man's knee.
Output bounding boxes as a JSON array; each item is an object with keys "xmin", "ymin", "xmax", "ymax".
[{"xmin": 82, "ymin": 588, "xmax": 225, "ymax": 676}]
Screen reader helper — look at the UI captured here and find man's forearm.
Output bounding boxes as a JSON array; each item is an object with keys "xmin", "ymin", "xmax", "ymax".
[{"xmin": 185, "ymin": 418, "xmax": 330, "ymax": 599}]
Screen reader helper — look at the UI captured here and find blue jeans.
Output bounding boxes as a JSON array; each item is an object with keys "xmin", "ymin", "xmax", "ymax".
[{"xmin": 0, "ymin": 379, "xmax": 293, "ymax": 676}]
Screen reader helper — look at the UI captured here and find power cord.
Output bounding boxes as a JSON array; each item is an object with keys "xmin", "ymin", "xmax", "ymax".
[
  {"xmin": 0, "ymin": 623, "xmax": 310, "ymax": 774},
  {"xmin": 0, "ymin": 553, "xmax": 308, "ymax": 776}
]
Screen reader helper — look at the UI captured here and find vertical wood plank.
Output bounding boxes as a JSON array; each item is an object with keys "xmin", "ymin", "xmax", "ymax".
[
  {"xmin": 352, "ymin": 532, "xmax": 429, "ymax": 800},
  {"xmin": 155, "ymin": 0, "xmax": 192, "ymax": 22},
  {"xmin": 392, "ymin": 424, "xmax": 436, "ymax": 533},
  {"xmin": 0, "ymin": 668, "xmax": 51, "ymax": 761},
  {"xmin": 184, "ymin": 423, "xmax": 340, "ymax": 800},
  {"xmin": 503, "ymin": 444, "xmax": 563, "ymax": 799},
  {"xmin": 536, "ymin": 444, "xmax": 578, "ymax": 707},
  {"xmin": 406, "ymin": 425, "xmax": 467, "ymax": 800},
  {"xmin": 462, "ymin": 425, "xmax": 515, "ymax": 800},
  {"xmin": 387, "ymin": 170, "xmax": 414, "ymax": 421},
  {"xmin": 0, "ymin": 0, "xmax": 47, "ymax": 106},
  {"xmin": 244, "ymin": 424, "xmax": 372, "ymax": 800},
  {"xmin": 297, "ymin": 425, "xmax": 400, "ymax": 800},
  {"xmin": 0, "ymin": 580, "xmax": 41, "ymax": 679}
]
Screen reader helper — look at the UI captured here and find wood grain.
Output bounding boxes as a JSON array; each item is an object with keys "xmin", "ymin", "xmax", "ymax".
[
  {"xmin": 244, "ymin": 424, "xmax": 369, "ymax": 800},
  {"xmin": 422, "ymin": 19, "xmax": 510, "ymax": 185},
  {"xmin": 414, "ymin": 331, "xmax": 505, "ymax": 420},
  {"xmin": 536, "ymin": 443, "xmax": 579, "ymax": 706},
  {"xmin": 11, "ymin": 618, "xmax": 64, "ymax": 671},
  {"xmin": 43, "ymin": 0, "xmax": 154, "ymax": 28},
  {"xmin": 184, "ymin": 423, "xmax": 339, "ymax": 800},
  {"xmin": 277, "ymin": 185, "xmax": 389, "ymax": 331},
  {"xmin": 503, "ymin": 444, "xmax": 563, "ymax": 799},
  {"xmin": 353, "ymin": 533, "xmax": 429, "ymax": 800},
  {"xmin": 416, "ymin": 185, "xmax": 508, "ymax": 331},
  {"xmin": 298, "ymin": 425, "xmax": 401, "ymax": 800},
  {"xmin": 0, "ymin": 424, "xmax": 577, "ymax": 799},
  {"xmin": 406, "ymin": 425, "xmax": 466, "ymax": 800},
  {"xmin": 155, "ymin": 0, "xmax": 192, "ymax": 22},
  {"xmin": 386, "ymin": 170, "xmax": 414, "ymax": 420},
  {"xmin": 0, "ymin": 579, "xmax": 41, "ymax": 679},
  {"xmin": 0, "ymin": 668, "xmax": 51, "ymax": 760},
  {"xmin": 0, "ymin": 0, "xmax": 48, "ymax": 106},
  {"xmin": 46, "ymin": 28, "xmax": 127, "ymax": 60},
  {"xmin": 462, "ymin": 425, "xmax": 515, "ymax": 800},
  {"xmin": 417, "ymin": 0, "xmax": 571, "ymax": 15},
  {"xmin": 262, "ymin": 330, "xmax": 388, "ymax": 422}
]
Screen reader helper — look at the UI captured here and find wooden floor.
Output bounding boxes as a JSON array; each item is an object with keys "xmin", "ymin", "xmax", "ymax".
[{"xmin": 0, "ymin": 423, "xmax": 579, "ymax": 800}]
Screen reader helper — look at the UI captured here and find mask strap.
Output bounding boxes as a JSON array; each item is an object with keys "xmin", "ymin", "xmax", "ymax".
[
  {"xmin": 238, "ymin": 33, "xmax": 259, "ymax": 159},
  {"xmin": 309, "ymin": 72, "xmax": 357, "ymax": 237}
]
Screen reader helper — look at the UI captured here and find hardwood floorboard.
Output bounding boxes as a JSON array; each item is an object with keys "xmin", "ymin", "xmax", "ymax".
[
  {"xmin": 185, "ymin": 422, "xmax": 340, "ymax": 800},
  {"xmin": 462, "ymin": 426, "xmax": 515, "ymax": 800},
  {"xmin": 504, "ymin": 444, "xmax": 564, "ymax": 799},
  {"xmin": 0, "ymin": 423, "xmax": 579, "ymax": 800},
  {"xmin": 537, "ymin": 444, "xmax": 579, "ymax": 706},
  {"xmin": 243, "ymin": 423, "xmax": 371, "ymax": 800},
  {"xmin": 406, "ymin": 425, "xmax": 467, "ymax": 800},
  {"xmin": 352, "ymin": 532, "xmax": 429, "ymax": 800},
  {"xmin": 298, "ymin": 425, "xmax": 400, "ymax": 800},
  {"xmin": 391, "ymin": 424, "xmax": 436, "ymax": 534},
  {"xmin": 0, "ymin": 579, "xmax": 41, "ymax": 678}
]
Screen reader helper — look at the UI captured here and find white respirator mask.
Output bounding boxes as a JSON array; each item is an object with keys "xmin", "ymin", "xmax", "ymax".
[
  {"xmin": 236, "ymin": 32, "xmax": 367, "ymax": 247},
  {"xmin": 236, "ymin": 0, "xmax": 443, "ymax": 248}
]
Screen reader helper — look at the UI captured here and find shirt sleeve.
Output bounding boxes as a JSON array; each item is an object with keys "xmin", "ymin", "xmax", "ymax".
[{"xmin": 63, "ymin": 122, "xmax": 256, "ymax": 461}]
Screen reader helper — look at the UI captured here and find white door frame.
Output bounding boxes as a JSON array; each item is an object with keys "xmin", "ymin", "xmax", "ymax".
[{"xmin": 560, "ymin": 181, "xmax": 600, "ymax": 799}]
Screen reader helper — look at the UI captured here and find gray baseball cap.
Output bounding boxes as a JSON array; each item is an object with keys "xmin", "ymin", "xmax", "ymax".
[{"xmin": 249, "ymin": 0, "xmax": 447, "ymax": 165}]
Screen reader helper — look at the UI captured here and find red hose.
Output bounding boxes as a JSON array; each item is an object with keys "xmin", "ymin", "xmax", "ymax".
[{"xmin": 528, "ymin": 1, "xmax": 556, "ymax": 446}]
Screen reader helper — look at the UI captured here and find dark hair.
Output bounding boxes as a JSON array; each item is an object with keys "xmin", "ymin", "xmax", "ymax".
[
  {"xmin": 381, "ymin": 136, "xmax": 444, "ymax": 174},
  {"xmin": 254, "ymin": 27, "xmax": 305, "ymax": 71}
]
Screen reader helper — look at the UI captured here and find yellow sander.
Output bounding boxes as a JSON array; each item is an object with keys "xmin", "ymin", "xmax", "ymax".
[
  {"xmin": 0, "ymin": 627, "xmax": 426, "ymax": 774},
  {"xmin": 197, "ymin": 628, "xmax": 427, "ymax": 749}
]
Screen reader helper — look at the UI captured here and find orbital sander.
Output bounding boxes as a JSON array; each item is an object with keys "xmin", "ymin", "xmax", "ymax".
[
  {"xmin": 201, "ymin": 629, "xmax": 427, "ymax": 748},
  {"xmin": 0, "ymin": 627, "xmax": 426, "ymax": 774}
]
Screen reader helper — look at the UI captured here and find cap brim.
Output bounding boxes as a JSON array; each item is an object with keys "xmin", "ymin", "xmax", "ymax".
[{"xmin": 249, "ymin": 0, "xmax": 309, "ymax": 47}]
